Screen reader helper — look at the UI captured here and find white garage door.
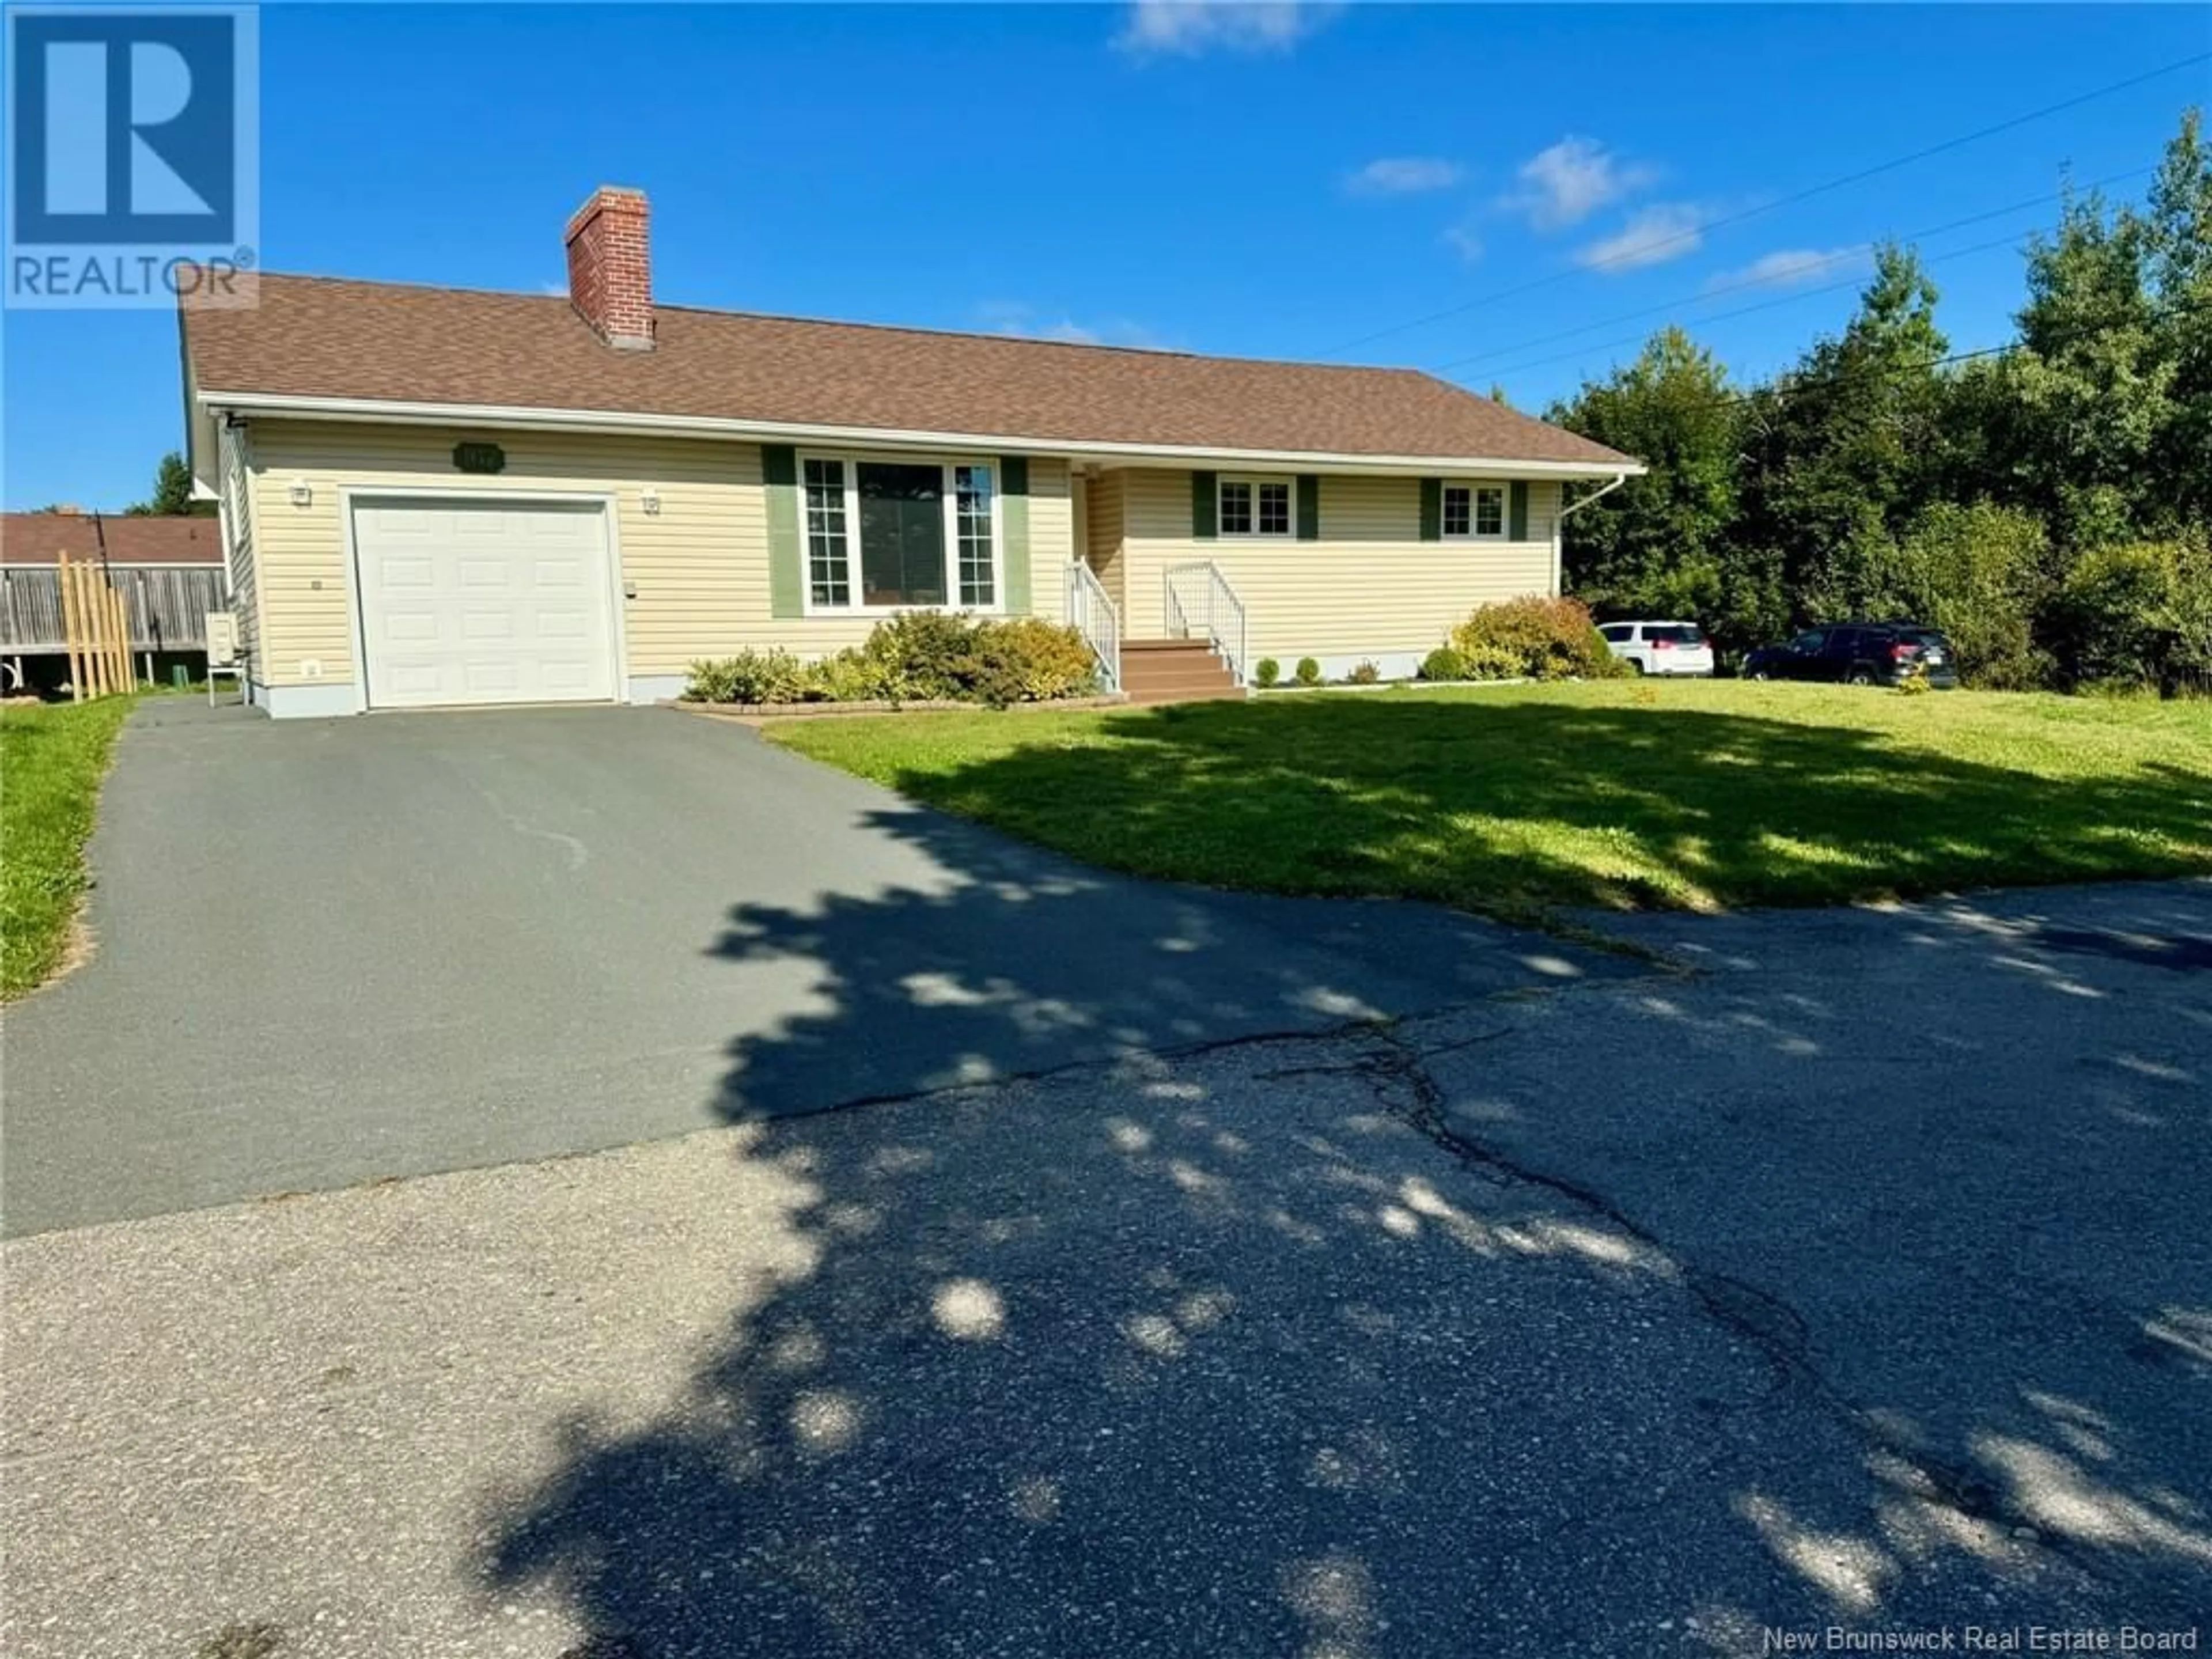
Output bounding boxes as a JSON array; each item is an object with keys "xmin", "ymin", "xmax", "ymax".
[{"xmin": 353, "ymin": 499, "xmax": 616, "ymax": 709}]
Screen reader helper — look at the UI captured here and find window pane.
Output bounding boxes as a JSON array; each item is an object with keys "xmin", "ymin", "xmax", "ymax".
[
  {"xmin": 1219, "ymin": 480, "xmax": 1253, "ymax": 535},
  {"xmin": 1442, "ymin": 485, "xmax": 1471, "ymax": 537},
  {"xmin": 805, "ymin": 459, "xmax": 850, "ymax": 607},
  {"xmin": 1257, "ymin": 481, "xmax": 1290, "ymax": 536},
  {"xmin": 956, "ymin": 464, "xmax": 995, "ymax": 608},
  {"xmin": 857, "ymin": 462, "xmax": 947, "ymax": 607},
  {"xmin": 1474, "ymin": 487, "xmax": 1505, "ymax": 536}
]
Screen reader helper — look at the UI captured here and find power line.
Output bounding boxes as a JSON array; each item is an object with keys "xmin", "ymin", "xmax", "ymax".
[
  {"xmin": 1556, "ymin": 294, "xmax": 2203, "ymax": 435},
  {"xmin": 1316, "ymin": 50, "xmax": 2210, "ymax": 359},
  {"xmin": 1430, "ymin": 166, "xmax": 2154, "ymax": 376},
  {"xmin": 1726, "ymin": 343, "xmax": 2015, "ymax": 412},
  {"xmin": 1464, "ymin": 228, "xmax": 2033, "ymax": 384}
]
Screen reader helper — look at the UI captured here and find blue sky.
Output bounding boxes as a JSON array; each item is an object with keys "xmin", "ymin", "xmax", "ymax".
[{"xmin": 4, "ymin": 3, "xmax": 2206, "ymax": 510}]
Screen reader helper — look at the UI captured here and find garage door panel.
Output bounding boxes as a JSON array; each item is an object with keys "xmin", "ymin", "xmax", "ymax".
[
  {"xmin": 537, "ymin": 660, "xmax": 602, "ymax": 695},
  {"xmin": 384, "ymin": 612, "xmax": 441, "ymax": 643},
  {"xmin": 376, "ymin": 557, "xmax": 437, "ymax": 588},
  {"xmin": 459, "ymin": 558, "xmax": 515, "ymax": 589},
  {"xmin": 536, "ymin": 609, "xmax": 590, "ymax": 641},
  {"xmin": 461, "ymin": 609, "xmax": 517, "ymax": 641},
  {"xmin": 354, "ymin": 499, "xmax": 616, "ymax": 710},
  {"xmin": 382, "ymin": 662, "xmax": 448, "ymax": 699}
]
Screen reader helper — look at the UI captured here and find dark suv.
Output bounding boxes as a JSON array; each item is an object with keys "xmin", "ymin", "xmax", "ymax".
[{"xmin": 1741, "ymin": 623, "xmax": 1959, "ymax": 688}]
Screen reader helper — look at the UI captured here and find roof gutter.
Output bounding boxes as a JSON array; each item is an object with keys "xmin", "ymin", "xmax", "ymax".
[{"xmin": 194, "ymin": 389, "xmax": 1646, "ymax": 480}]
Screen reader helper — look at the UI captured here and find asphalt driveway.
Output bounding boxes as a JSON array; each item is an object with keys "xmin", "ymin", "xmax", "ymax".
[
  {"xmin": 0, "ymin": 700, "xmax": 1626, "ymax": 1236},
  {"xmin": 5, "ymin": 879, "xmax": 2206, "ymax": 1658}
]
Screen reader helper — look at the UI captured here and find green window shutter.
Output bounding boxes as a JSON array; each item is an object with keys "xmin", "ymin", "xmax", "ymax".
[
  {"xmin": 1191, "ymin": 471, "xmax": 1218, "ymax": 539},
  {"xmin": 763, "ymin": 444, "xmax": 802, "ymax": 618},
  {"xmin": 1296, "ymin": 474, "xmax": 1320, "ymax": 541},
  {"xmin": 998, "ymin": 456, "xmax": 1032, "ymax": 615},
  {"xmin": 1509, "ymin": 480, "xmax": 1530, "ymax": 542},
  {"xmin": 1419, "ymin": 477, "xmax": 1443, "ymax": 542}
]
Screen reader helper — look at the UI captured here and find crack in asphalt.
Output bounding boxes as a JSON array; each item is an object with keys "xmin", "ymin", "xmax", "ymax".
[{"xmin": 1340, "ymin": 1021, "xmax": 2168, "ymax": 1608}]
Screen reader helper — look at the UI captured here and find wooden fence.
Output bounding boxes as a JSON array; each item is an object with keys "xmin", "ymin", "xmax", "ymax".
[{"xmin": 1, "ymin": 564, "xmax": 227, "ymax": 656}]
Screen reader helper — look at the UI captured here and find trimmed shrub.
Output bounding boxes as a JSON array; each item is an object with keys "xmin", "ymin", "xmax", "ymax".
[
  {"xmin": 687, "ymin": 618, "xmax": 1099, "ymax": 707},
  {"xmin": 683, "ymin": 659, "xmax": 741, "ymax": 703},
  {"xmin": 801, "ymin": 649, "xmax": 898, "ymax": 704},
  {"xmin": 859, "ymin": 611, "xmax": 978, "ymax": 701},
  {"xmin": 961, "ymin": 618, "xmax": 1101, "ymax": 708},
  {"xmin": 1254, "ymin": 657, "xmax": 1282, "ymax": 688},
  {"xmin": 1293, "ymin": 657, "xmax": 1323, "ymax": 687},
  {"xmin": 683, "ymin": 649, "xmax": 808, "ymax": 704},
  {"xmin": 1419, "ymin": 646, "xmax": 1468, "ymax": 682},
  {"xmin": 1346, "ymin": 660, "xmax": 1381, "ymax": 685},
  {"xmin": 1458, "ymin": 642, "xmax": 1527, "ymax": 681},
  {"xmin": 1448, "ymin": 595, "xmax": 1611, "ymax": 680}
]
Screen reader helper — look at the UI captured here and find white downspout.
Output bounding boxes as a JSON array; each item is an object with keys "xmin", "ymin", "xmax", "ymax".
[{"xmin": 1556, "ymin": 473, "xmax": 1628, "ymax": 521}]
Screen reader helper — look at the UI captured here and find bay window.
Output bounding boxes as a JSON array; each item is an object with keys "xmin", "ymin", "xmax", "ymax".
[{"xmin": 802, "ymin": 455, "xmax": 1001, "ymax": 611}]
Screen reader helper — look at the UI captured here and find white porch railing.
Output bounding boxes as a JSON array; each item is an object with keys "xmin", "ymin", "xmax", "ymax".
[
  {"xmin": 1066, "ymin": 560, "xmax": 1122, "ymax": 694},
  {"xmin": 1162, "ymin": 560, "xmax": 1250, "ymax": 685}
]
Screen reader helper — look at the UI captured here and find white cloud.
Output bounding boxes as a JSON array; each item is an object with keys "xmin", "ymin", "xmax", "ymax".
[
  {"xmin": 1575, "ymin": 203, "xmax": 1710, "ymax": 272},
  {"xmin": 975, "ymin": 301, "xmax": 1166, "ymax": 350},
  {"xmin": 1502, "ymin": 135, "xmax": 1658, "ymax": 231},
  {"xmin": 1346, "ymin": 156, "xmax": 1464, "ymax": 197},
  {"xmin": 1116, "ymin": 2, "xmax": 1342, "ymax": 56},
  {"xmin": 1442, "ymin": 222, "xmax": 1484, "ymax": 264},
  {"xmin": 1706, "ymin": 245, "xmax": 1872, "ymax": 291}
]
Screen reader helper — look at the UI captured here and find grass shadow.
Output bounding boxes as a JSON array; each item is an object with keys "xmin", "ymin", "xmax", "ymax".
[{"xmin": 771, "ymin": 687, "xmax": 2212, "ymax": 918}]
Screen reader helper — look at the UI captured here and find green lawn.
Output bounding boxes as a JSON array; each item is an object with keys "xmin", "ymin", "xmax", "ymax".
[
  {"xmin": 769, "ymin": 682, "xmax": 2212, "ymax": 919},
  {"xmin": 2, "ymin": 697, "xmax": 135, "ymax": 999}
]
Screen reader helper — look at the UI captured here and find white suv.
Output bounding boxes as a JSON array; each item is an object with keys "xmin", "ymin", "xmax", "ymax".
[{"xmin": 1598, "ymin": 620, "xmax": 1715, "ymax": 677}]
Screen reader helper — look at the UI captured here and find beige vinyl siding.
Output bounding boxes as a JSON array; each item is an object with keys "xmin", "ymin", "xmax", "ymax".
[
  {"xmin": 1023, "ymin": 459, "xmax": 1074, "ymax": 620},
  {"xmin": 218, "ymin": 423, "xmax": 262, "ymax": 669},
  {"xmin": 244, "ymin": 422, "xmax": 1071, "ymax": 688},
  {"xmin": 1083, "ymin": 469, "xmax": 1128, "ymax": 609},
  {"xmin": 1118, "ymin": 469, "xmax": 1561, "ymax": 662}
]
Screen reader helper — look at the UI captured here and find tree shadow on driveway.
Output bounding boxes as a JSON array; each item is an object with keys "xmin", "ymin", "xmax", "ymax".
[{"xmin": 478, "ymin": 710, "xmax": 2212, "ymax": 1656}]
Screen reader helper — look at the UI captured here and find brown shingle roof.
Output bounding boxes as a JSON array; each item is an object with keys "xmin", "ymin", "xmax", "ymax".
[
  {"xmin": 0, "ymin": 513, "xmax": 224, "ymax": 566},
  {"xmin": 183, "ymin": 274, "xmax": 1636, "ymax": 469}
]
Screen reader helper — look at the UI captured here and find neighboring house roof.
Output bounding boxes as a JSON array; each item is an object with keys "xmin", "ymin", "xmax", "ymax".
[
  {"xmin": 0, "ymin": 513, "xmax": 224, "ymax": 566},
  {"xmin": 183, "ymin": 274, "xmax": 1637, "ymax": 470}
]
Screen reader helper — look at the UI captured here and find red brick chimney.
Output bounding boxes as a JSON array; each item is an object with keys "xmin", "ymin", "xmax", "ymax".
[{"xmin": 564, "ymin": 187, "xmax": 654, "ymax": 350}]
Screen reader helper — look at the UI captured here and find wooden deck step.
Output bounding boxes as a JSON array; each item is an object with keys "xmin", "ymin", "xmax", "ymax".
[{"xmin": 1119, "ymin": 637, "xmax": 1245, "ymax": 707}]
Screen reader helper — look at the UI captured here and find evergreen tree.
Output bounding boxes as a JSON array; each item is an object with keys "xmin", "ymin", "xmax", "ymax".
[
  {"xmin": 1739, "ymin": 245, "xmax": 1949, "ymax": 619},
  {"xmin": 126, "ymin": 452, "xmax": 215, "ymax": 518}
]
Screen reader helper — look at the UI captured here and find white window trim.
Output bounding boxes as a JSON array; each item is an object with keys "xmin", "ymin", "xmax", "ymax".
[
  {"xmin": 1217, "ymin": 474, "xmax": 1295, "ymax": 540},
  {"xmin": 1441, "ymin": 480, "xmax": 1510, "ymax": 542},
  {"xmin": 798, "ymin": 449, "xmax": 1006, "ymax": 618}
]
